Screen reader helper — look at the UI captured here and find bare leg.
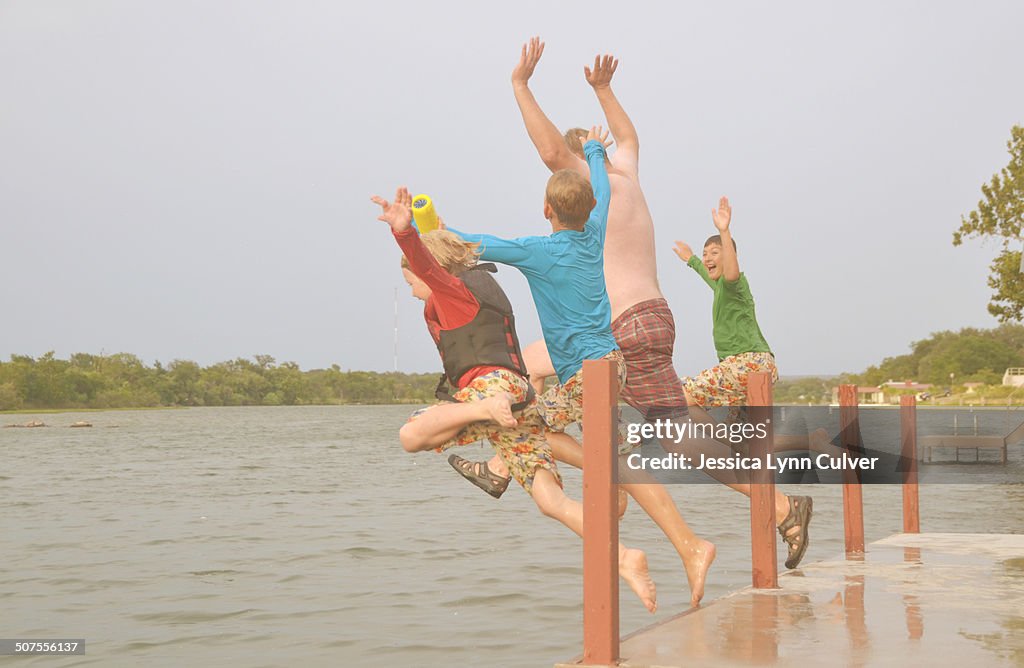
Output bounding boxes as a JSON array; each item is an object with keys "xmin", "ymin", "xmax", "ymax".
[
  {"xmin": 530, "ymin": 469, "xmax": 657, "ymax": 613},
  {"xmin": 523, "ymin": 339, "xmax": 555, "ymax": 396},
  {"xmin": 545, "ymin": 431, "xmax": 714, "ymax": 606},
  {"xmin": 483, "ymin": 432, "xmax": 628, "ymax": 517},
  {"xmin": 619, "ymin": 471, "xmax": 716, "ymax": 607},
  {"xmin": 400, "ymin": 394, "xmax": 516, "ymax": 452},
  {"xmin": 664, "ymin": 405, "xmax": 807, "ymax": 538}
]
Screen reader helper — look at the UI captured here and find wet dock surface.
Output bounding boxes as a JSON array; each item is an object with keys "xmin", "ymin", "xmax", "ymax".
[{"xmin": 557, "ymin": 533, "xmax": 1024, "ymax": 667}]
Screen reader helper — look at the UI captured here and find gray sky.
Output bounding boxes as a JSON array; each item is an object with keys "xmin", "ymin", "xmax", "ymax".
[{"xmin": 2, "ymin": 1, "xmax": 1021, "ymax": 377}]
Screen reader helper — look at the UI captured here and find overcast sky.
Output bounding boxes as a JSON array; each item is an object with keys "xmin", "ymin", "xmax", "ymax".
[{"xmin": 2, "ymin": 1, "xmax": 1021, "ymax": 377}]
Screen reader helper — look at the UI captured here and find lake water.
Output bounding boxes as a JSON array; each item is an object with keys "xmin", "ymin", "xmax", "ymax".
[{"xmin": 2, "ymin": 406, "xmax": 1023, "ymax": 667}]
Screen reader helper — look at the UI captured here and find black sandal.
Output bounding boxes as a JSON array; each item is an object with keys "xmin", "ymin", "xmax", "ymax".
[
  {"xmin": 448, "ymin": 454, "xmax": 511, "ymax": 499},
  {"xmin": 778, "ymin": 495, "xmax": 813, "ymax": 569}
]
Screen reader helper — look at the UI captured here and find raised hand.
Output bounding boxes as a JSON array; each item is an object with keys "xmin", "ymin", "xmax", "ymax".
[
  {"xmin": 511, "ymin": 36, "xmax": 545, "ymax": 85},
  {"xmin": 584, "ymin": 54, "xmax": 619, "ymax": 90},
  {"xmin": 370, "ymin": 186, "xmax": 413, "ymax": 233},
  {"xmin": 673, "ymin": 241, "xmax": 694, "ymax": 262},
  {"xmin": 711, "ymin": 196, "xmax": 732, "ymax": 232},
  {"xmin": 579, "ymin": 125, "xmax": 612, "ymax": 150}
]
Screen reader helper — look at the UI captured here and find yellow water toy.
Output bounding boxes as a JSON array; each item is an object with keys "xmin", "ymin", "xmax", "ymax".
[{"xmin": 411, "ymin": 194, "xmax": 439, "ymax": 234}]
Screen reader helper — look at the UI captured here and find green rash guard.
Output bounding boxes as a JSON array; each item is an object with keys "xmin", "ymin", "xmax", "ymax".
[{"xmin": 687, "ymin": 255, "xmax": 772, "ymax": 361}]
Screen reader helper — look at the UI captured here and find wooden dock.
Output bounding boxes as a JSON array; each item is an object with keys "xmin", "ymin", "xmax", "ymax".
[
  {"xmin": 560, "ymin": 368, "xmax": 1021, "ymax": 666},
  {"xmin": 556, "ymin": 532, "xmax": 1024, "ymax": 667}
]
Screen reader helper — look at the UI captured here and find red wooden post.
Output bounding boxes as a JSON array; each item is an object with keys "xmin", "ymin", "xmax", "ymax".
[
  {"xmin": 747, "ymin": 372, "xmax": 778, "ymax": 588},
  {"xmin": 839, "ymin": 385, "xmax": 865, "ymax": 554},
  {"xmin": 581, "ymin": 359, "xmax": 619, "ymax": 665},
  {"xmin": 900, "ymin": 395, "xmax": 920, "ymax": 533}
]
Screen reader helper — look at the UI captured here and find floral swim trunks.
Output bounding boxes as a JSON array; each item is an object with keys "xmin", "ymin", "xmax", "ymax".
[
  {"xmin": 535, "ymin": 349, "xmax": 632, "ymax": 454},
  {"xmin": 682, "ymin": 351, "xmax": 779, "ymax": 407},
  {"xmin": 406, "ymin": 368, "xmax": 560, "ymax": 494}
]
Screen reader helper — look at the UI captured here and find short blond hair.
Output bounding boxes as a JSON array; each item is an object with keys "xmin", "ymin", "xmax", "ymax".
[
  {"xmin": 400, "ymin": 229, "xmax": 480, "ymax": 275},
  {"xmin": 564, "ymin": 127, "xmax": 587, "ymax": 159},
  {"xmin": 545, "ymin": 169, "xmax": 595, "ymax": 230}
]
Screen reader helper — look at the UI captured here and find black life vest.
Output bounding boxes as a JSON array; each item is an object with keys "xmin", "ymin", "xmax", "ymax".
[{"xmin": 434, "ymin": 263, "xmax": 533, "ymax": 411}]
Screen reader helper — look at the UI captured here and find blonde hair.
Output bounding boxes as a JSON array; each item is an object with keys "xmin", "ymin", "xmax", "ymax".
[
  {"xmin": 400, "ymin": 229, "xmax": 480, "ymax": 275},
  {"xmin": 545, "ymin": 169, "xmax": 595, "ymax": 230},
  {"xmin": 563, "ymin": 127, "xmax": 588, "ymax": 159}
]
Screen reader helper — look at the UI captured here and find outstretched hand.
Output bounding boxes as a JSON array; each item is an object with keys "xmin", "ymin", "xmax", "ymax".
[
  {"xmin": 579, "ymin": 125, "xmax": 613, "ymax": 151},
  {"xmin": 512, "ymin": 36, "xmax": 544, "ymax": 85},
  {"xmin": 370, "ymin": 187, "xmax": 413, "ymax": 233},
  {"xmin": 711, "ymin": 196, "xmax": 732, "ymax": 232},
  {"xmin": 673, "ymin": 241, "xmax": 694, "ymax": 262},
  {"xmin": 584, "ymin": 54, "xmax": 619, "ymax": 89}
]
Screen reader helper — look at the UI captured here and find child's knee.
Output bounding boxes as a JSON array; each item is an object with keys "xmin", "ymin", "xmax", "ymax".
[
  {"xmin": 398, "ymin": 422, "xmax": 424, "ymax": 452},
  {"xmin": 530, "ymin": 469, "xmax": 562, "ymax": 515}
]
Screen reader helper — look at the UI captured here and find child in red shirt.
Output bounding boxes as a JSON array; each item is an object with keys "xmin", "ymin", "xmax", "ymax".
[{"xmin": 373, "ymin": 186, "xmax": 658, "ymax": 613}]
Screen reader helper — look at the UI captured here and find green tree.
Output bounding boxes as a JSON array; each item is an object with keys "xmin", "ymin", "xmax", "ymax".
[{"xmin": 954, "ymin": 125, "xmax": 1024, "ymax": 322}]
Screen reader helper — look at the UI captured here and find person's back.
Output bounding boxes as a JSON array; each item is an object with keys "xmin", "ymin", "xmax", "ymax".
[
  {"xmin": 556, "ymin": 128, "xmax": 661, "ymax": 321},
  {"xmin": 447, "ymin": 132, "xmax": 617, "ymax": 384}
]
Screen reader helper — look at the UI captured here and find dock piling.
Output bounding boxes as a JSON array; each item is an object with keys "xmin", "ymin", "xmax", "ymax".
[
  {"xmin": 900, "ymin": 395, "xmax": 920, "ymax": 533},
  {"xmin": 746, "ymin": 372, "xmax": 778, "ymax": 588},
  {"xmin": 581, "ymin": 359, "xmax": 620, "ymax": 665},
  {"xmin": 839, "ymin": 385, "xmax": 865, "ymax": 554}
]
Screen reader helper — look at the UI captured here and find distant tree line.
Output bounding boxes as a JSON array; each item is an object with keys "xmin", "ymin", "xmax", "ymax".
[
  {"xmin": 774, "ymin": 324, "xmax": 1024, "ymax": 404},
  {"xmin": 0, "ymin": 353, "xmax": 440, "ymax": 410},
  {"xmin": 4, "ymin": 325, "xmax": 1023, "ymax": 410},
  {"xmin": 841, "ymin": 324, "xmax": 1024, "ymax": 387}
]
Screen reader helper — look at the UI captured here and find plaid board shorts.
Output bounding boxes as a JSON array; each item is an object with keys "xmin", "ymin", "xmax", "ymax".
[
  {"xmin": 536, "ymin": 349, "xmax": 632, "ymax": 454},
  {"xmin": 612, "ymin": 298, "xmax": 690, "ymax": 422},
  {"xmin": 406, "ymin": 368, "xmax": 560, "ymax": 494},
  {"xmin": 682, "ymin": 351, "xmax": 779, "ymax": 407}
]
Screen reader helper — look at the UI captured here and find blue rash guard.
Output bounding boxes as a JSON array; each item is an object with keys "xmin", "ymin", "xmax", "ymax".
[{"xmin": 448, "ymin": 140, "xmax": 617, "ymax": 384}]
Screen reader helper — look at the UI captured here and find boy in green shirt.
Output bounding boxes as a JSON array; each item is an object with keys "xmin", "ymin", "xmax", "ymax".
[
  {"xmin": 675, "ymin": 197, "xmax": 812, "ymax": 570},
  {"xmin": 673, "ymin": 196, "xmax": 778, "ymax": 409}
]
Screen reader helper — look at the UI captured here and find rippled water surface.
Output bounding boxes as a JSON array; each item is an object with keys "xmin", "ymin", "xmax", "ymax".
[{"xmin": 3, "ymin": 406, "xmax": 1022, "ymax": 667}]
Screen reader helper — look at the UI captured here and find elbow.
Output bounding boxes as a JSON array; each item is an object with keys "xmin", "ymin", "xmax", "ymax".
[{"xmin": 538, "ymin": 145, "xmax": 565, "ymax": 169}]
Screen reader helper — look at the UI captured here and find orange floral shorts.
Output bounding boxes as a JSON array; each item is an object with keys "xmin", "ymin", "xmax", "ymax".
[
  {"xmin": 682, "ymin": 352, "xmax": 778, "ymax": 407},
  {"xmin": 407, "ymin": 368, "xmax": 560, "ymax": 494}
]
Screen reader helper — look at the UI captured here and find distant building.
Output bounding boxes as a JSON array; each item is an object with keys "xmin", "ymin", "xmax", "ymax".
[
  {"xmin": 880, "ymin": 380, "xmax": 932, "ymax": 393},
  {"xmin": 1004, "ymin": 368, "xmax": 1024, "ymax": 387},
  {"xmin": 830, "ymin": 386, "xmax": 885, "ymax": 405}
]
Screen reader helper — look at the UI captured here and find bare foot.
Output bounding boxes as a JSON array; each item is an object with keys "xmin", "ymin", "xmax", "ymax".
[
  {"xmin": 684, "ymin": 540, "xmax": 716, "ymax": 607},
  {"xmin": 617, "ymin": 487, "xmax": 629, "ymax": 519},
  {"xmin": 619, "ymin": 548, "xmax": 657, "ymax": 613},
  {"xmin": 484, "ymin": 393, "xmax": 517, "ymax": 428}
]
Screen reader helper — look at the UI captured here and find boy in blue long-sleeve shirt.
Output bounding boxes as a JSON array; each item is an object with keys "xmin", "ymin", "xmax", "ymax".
[{"xmin": 447, "ymin": 126, "xmax": 626, "ymax": 433}]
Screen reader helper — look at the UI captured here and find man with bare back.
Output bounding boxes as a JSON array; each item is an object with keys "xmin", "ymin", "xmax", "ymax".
[{"xmin": 450, "ymin": 38, "xmax": 813, "ymax": 587}]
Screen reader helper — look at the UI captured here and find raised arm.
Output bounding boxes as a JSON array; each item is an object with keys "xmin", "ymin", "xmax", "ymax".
[
  {"xmin": 445, "ymin": 225, "xmax": 541, "ymax": 270},
  {"xmin": 712, "ymin": 197, "xmax": 739, "ymax": 282},
  {"xmin": 511, "ymin": 37, "xmax": 585, "ymax": 174},
  {"xmin": 580, "ymin": 127, "xmax": 611, "ymax": 239},
  {"xmin": 674, "ymin": 241, "xmax": 717, "ymax": 289},
  {"xmin": 585, "ymin": 54, "xmax": 639, "ymax": 174},
  {"xmin": 372, "ymin": 187, "xmax": 466, "ymax": 296}
]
